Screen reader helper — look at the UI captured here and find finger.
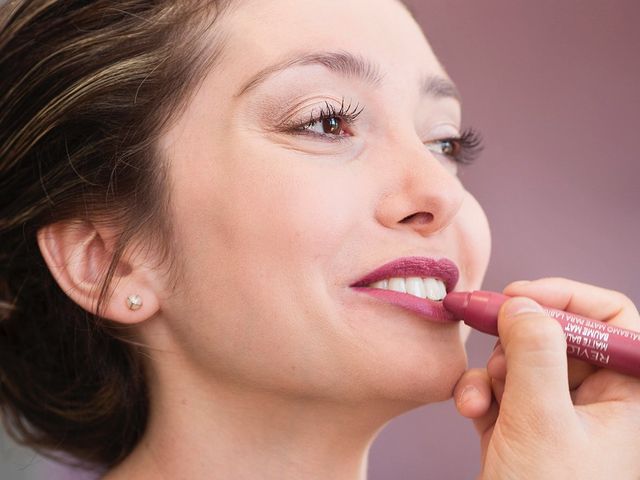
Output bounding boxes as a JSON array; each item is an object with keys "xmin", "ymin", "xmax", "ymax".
[
  {"xmin": 454, "ymin": 368, "xmax": 493, "ymax": 419},
  {"xmin": 491, "ymin": 378, "xmax": 505, "ymax": 404},
  {"xmin": 573, "ymin": 368, "xmax": 640, "ymax": 404},
  {"xmin": 488, "ymin": 333, "xmax": 589, "ymax": 392},
  {"xmin": 498, "ymin": 297, "xmax": 573, "ymax": 418},
  {"xmin": 503, "ymin": 278, "xmax": 638, "ymax": 326},
  {"xmin": 566, "ymin": 358, "xmax": 597, "ymax": 390},
  {"xmin": 485, "ymin": 345, "xmax": 505, "ymax": 404},
  {"xmin": 479, "ymin": 421, "xmax": 495, "ymax": 470},
  {"xmin": 487, "ymin": 345, "xmax": 506, "ymax": 381},
  {"xmin": 472, "ymin": 398, "xmax": 499, "ymax": 438},
  {"xmin": 505, "ymin": 278, "xmax": 638, "ymax": 388}
]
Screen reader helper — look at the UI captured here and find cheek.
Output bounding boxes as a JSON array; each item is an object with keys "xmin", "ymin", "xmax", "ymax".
[
  {"xmin": 224, "ymin": 154, "xmax": 364, "ymax": 268},
  {"xmin": 163, "ymin": 146, "xmax": 369, "ymax": 382},
  {"xmin": 457, "ymin": 192, "xmax": 492, "ymax": 289}
]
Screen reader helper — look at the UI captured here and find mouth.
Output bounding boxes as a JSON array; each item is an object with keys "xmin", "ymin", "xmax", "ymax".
[{"xmin": 349, "ymin": 256, "xmax": 459, "ymax": 323}]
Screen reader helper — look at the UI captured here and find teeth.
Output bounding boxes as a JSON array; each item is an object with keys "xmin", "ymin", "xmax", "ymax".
[
  {"xmin": 424, "ymin": 278, "xmax": 439, "ymax": 300},
  {"xmin": 370, "ymin": 279, "xmax": 388, "ymax": 289},
  {"xmin": 405, "ymin": 277, "xmax": 426, "ymax": 298},
  {"xmin": 367, "ymin": 276, "xmax": 447, "ymax": 301},
  {"xmin": 387, "ymin": 277, "xmax": 405, "ymax": 293}
]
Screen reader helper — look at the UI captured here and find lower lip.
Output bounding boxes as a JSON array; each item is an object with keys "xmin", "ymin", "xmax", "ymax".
[{"xmin": 351, "ymin": 287, "xmax": 457, "ymax": 323}]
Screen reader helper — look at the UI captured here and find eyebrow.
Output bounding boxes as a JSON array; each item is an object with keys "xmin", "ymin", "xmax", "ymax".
[
  {"xmin": 421, "ymin": 74, "xmax": 462, "ymax": 103},
  {"xmin": 234, "ymin": 50, "xmax": 461, "ymax": 103}
]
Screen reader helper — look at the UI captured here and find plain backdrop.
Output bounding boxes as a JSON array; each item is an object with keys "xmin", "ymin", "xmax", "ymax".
[
  {"xmin": 1, "ymin": 1, "xmax": 638, "ymax": 478},
  {"xmin": 370, "ymin": 1, "xmax": 639, "ymax": 478}
]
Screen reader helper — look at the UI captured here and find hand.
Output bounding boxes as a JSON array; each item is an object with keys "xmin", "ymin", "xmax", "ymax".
[{"xmin": 453, "ymin": 278, "xmax": 640, "ymax": 479}]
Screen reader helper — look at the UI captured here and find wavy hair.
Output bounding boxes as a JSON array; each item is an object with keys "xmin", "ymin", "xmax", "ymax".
[{"xmin": 0, "ymin": 0, "xmax": 230, "ymax": 469}]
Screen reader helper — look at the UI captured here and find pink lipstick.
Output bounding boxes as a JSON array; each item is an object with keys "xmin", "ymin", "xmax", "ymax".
[
  {"xmin": 444, "ymin": 290, "xmax": 640, "ymax": 378},
  {"xmin": 350, "ymin": 257, "xmax": 459, "ymax": 323}
]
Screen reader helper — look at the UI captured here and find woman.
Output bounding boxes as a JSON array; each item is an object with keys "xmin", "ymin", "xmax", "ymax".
[{"xmin": 1, "ymin": 0, "xmax": 639, "ymax": 478}]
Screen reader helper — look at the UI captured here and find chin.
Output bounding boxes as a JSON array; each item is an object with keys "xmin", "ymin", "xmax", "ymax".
[{"xmin": 359, "ymin": 337, "xmax": 469, "ymax": 408}]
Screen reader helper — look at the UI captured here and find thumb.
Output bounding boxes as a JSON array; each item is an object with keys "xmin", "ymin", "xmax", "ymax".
[{"xmin": 498, "ymin": 297, "xmax": 573, "ymax": 418}]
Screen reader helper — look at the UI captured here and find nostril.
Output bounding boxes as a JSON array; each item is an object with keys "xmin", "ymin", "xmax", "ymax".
[{"xmin": 400, "ymin": 212, "xmax": 434, "ymax": 224}]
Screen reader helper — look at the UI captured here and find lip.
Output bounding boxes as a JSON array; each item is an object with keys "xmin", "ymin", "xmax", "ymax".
[
  {"xmin": 349, "ymin": 256, "xmax": 460, "ymax": 323},
  {"xmin": 350, "ymin": 256, "xmax": 459, "ymax": 292}
]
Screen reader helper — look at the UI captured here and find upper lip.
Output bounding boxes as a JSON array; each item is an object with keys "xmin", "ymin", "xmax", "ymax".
[{"xmin": 349, "ymin": 256, "xmax": 459, "ymax": 293}]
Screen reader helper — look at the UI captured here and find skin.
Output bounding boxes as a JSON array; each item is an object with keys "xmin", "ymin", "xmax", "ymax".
[
  {"xmin": 151, "ymin": 0, "xmax": 490, "ymax": 408},
  {"xmin": 455, "ymin": 279, "xmax": 640, "ymax": 479},
  {"xmin": 131, "ymin": 0, "xmax": 489, "ymax": 477},
  {"xmin": 36, "ymin": 0, "xmax": 640, "ymax": 478}
]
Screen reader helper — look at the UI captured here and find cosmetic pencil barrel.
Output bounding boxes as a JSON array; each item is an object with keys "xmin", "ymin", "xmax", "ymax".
[{"xmin": 444, "ymin": 290, "xmax": 640, "ymax": 378}]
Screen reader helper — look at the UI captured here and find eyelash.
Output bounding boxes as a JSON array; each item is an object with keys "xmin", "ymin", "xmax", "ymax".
[
  {"xmin": 436, "ymin": 127, "xmax": 484, "ymax": 166},
  {"xmin": 283, "ymin": 97, "xmax": 483, "ymax": 165},
  {"xmin": 285, "ymin": 98, "xmax": 364, "ymax": 142}
]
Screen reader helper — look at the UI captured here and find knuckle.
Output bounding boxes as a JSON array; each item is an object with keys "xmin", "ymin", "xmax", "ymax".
[
  {"xmin": 599, "ymin": 290, "xmax": 639, "ymax": 322},
  {"xmin": 613, "ymin": 292, "xmax": 638, "ymax": 314}
]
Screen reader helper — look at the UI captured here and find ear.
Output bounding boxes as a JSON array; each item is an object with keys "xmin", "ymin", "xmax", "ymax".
[{"xmin": 37, "ymin": 219, "xmax": 161, "ymax": 324}]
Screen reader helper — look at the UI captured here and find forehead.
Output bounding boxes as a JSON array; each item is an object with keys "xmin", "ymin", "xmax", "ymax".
[{"xmin": 218, "ymin": 0, "xmax": 446, "ymax": 84}]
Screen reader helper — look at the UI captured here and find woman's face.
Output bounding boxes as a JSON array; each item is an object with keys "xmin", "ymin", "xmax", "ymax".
[{"xmin": 157, "ymin": 0, "xmax": 491, "ymax": 405}]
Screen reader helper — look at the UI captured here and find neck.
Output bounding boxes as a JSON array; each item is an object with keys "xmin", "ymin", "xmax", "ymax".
[{"xmin": 104, "ymin": 353, "xmax": 404, "ymax": 480}]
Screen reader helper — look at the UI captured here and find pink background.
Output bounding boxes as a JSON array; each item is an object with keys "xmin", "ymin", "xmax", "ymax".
[
  {"xmin": 369, "ymin": 1, "xmax": 640, "ymax": 478},
  {"xmin": 1, "ymin": 1, "xmax": 638, "ymax": 479}
]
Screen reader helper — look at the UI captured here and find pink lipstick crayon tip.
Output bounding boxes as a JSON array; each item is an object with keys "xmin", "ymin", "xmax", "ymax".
[
  {"xmin": 442, "ymin": 291, "xmax": 470, "ymax": 319},
  {"xmin": 444, "ymin": 290, "xmax": 506, "ymax": 335}
]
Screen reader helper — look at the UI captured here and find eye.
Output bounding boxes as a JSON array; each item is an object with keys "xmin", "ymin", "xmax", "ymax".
[
  {"xmin": 427, "ymin": 139, "xmax": 458, "ymax": 157},
  {"xmin": 425, "ymin": 128, "xmax": 483, "ymax": 165},
  {"xmin": 283, "ymin": 98, "xmax": 364, "ymax": 141},
  {"xmin": 306, "ymin": 115, "xmax": 347, "ymax": 136}
]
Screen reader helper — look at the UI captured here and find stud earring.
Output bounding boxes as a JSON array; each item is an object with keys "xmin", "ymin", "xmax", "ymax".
[{"xmin": 126, "ymin": 294, "xmax": 143, "ymax": 311}]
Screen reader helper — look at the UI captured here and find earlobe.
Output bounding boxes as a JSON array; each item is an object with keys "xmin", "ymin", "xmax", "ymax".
[{"xmin": 37, "ymin": 220, "xmax": 160, "ymax": 324}]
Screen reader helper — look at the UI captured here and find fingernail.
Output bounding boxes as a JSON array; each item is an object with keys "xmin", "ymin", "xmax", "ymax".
[
  {"xmin": 457, "ymin": 384, "xmax": 479, "ymax": 406},
  {"xmin": 503, "ymin": 297, "xmax": 543, "ymax": 317}
]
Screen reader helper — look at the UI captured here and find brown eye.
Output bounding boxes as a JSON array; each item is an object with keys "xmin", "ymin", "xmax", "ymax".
[
  {"xmin": 425, "ymin": 128, "xmax": 483, "ymax": 165},
  {"xmin": 322, "ymin": 116, "xmax": 343, "ymax": 135},
  {"xmin": 441, "ymin": 139, "xmax": 457, "ymax": 156}
]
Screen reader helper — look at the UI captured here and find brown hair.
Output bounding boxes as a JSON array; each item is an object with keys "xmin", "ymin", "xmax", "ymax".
[{"xmin": 0, "ymin": 0, "xmax": 229, "ymax": 469}]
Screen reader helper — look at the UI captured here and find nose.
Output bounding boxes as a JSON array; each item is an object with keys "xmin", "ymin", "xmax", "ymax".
[{"xmin": 375, "ymin": 139, "xmax": 465, "ymax": 237}]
